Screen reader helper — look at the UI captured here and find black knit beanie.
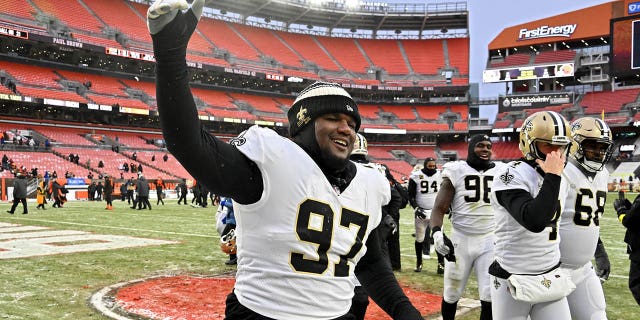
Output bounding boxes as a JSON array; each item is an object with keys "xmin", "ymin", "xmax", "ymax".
[
  {"xmin": 466, "ymin": 134, "xmax": 495, "ymax": 171},
  {"xmin": 288, "ymin": 82, "xmax": 361, "ymax": 137}
]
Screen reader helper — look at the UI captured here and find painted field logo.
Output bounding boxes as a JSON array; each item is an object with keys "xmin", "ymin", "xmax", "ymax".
[{"xmin": 0, "ymin": 222, "xmax": 177, "ymax": 259}]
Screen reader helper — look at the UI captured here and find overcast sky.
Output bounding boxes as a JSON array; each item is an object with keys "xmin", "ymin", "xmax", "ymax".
[{"xmin": 385, "ymin": 0, "xmax": 613, "ymax": 120}]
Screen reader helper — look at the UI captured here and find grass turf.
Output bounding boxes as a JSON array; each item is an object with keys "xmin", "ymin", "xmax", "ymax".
[{"xmin": 0, "ymin": 193, "xmax": 636, "ymax": 319}]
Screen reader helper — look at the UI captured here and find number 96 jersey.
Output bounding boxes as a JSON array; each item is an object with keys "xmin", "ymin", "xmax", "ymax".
[
  {"xmin": 559, "ymin": 160, "xmax": 609, "ymax": 267},
  {"xmin": 231, "ymin": 126, "xmax": 390, "ymax": 320},
  {"xmin": 442, "ymin": 161, "xmax": 505, "ymax": 235}
]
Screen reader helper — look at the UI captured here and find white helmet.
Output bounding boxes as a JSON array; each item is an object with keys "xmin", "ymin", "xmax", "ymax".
[
  {"xmin": 570, "ymin": 117, "xmax": 613, "ymax": 172},
  {"xmin": 351, "ymin": 133, "xmax": 368, "ymax": 156}
]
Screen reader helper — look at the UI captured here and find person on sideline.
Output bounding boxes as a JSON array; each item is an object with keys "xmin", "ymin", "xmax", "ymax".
[
  {"xmin": 8, "ymin": 173, "xmax": 28, "ymax": 214},
  {"xmin": 147, "ymin": 1, "xmax": 423, "ymax": 318}
]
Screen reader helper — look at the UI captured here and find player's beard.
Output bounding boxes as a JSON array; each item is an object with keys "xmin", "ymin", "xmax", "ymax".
[{"xmin": 292, "ymin": 125, "xmax": 349, "ymax": 174}]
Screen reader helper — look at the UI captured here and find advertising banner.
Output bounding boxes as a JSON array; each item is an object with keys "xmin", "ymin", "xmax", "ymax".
[
  {"xmin": 498, "ymin": 92, "xmax": 574, "ymax": 112},
  {"xmin": 483, "ymin": 63, "xmax": 574, "ymax": 83}
]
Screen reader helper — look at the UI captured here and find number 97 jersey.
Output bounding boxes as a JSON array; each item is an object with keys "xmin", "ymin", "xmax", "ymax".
[{"xmin": 559, "ymin": 160, "xmax": 609, "ymax": 267}]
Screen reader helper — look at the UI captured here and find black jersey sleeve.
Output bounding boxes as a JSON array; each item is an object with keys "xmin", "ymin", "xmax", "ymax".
[
  {"xmin": 355, "ymin": 228, "xmax": 423, "ymax": 319},
  {"xmin": 494, "ymin": 173, "xmax": 561, "ymax": 232},
  {"xmin": 155, "ymin": 61, "xmax": 263, "ymax": 205}
]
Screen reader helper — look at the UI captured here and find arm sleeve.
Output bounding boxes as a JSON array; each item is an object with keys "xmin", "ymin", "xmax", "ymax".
[
  {"xmin": 494, "ymin": 173, "xmax": 561, "ymax": 232},
  {"xmin": 155, "ymin": 60, "xmax": 263, "ymax": 204},
  {"xmin": 622, "ymin": 197, "xmax": 640, "ymax": 231},
  {"xmin": 408, "ymin": 179, "xmax": 417, "ymax": 208},
  {"xmin": 355, "ymin": 228, "xmax": 423, "ymax": 319}
]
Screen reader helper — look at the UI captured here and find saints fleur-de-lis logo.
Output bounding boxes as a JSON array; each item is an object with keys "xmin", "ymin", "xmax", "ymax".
[
  {"xmin": 297, "ymin": 106, "xmax": 311, "ymax": 127},
  {"xmin": 524, "ymin": 119, "xmax": 534, "ymax": 132},
  {"xmin": 541, "ymin": 276, "xmax": 552, "ymax": 289},
  {"xmin": 229, "ymin": 130, "xmax": 248, "ymax": 146},
  {"xmin": 346, "ymin": 104, "xmax": 354, "ymax": 112},
  {"xmin": 494, "ymin": 277, "xmax": 501, "ymax": 290},
  {"xmin": 500, "ymin": 168, "xmax": 514, "ymax": 184},
  {"xmin": 571, "ymin": 121, "xmax": 582, "ymax": 131}
]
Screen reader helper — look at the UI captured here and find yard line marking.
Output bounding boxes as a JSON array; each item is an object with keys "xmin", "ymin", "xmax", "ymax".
[{"xmin": 3, "ymin": 217, "xmax": 217, "ymax": 238}]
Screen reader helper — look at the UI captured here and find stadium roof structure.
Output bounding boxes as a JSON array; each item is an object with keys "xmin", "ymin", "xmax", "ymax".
[{"xmin": 203, "ymin": 0, "xmax": 468, "ymax": 38}]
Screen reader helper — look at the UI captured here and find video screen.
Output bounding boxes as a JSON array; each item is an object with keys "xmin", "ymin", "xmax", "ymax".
[{"xmin": 611, "ymin": 16, "xmax": 640, "ymax": 78}]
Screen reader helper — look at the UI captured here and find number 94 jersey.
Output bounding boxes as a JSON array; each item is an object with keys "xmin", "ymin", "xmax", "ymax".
[
  {"xmin": 559, "ymin": 160, "xmax": 609, "ymax": 267},
  {"xmin": 409, "ymin": 169, "xmax": 442, "ymax": 210},
  {"xmin": 442, "ymin": 161, "xmax": 506, "ymax": 235}
]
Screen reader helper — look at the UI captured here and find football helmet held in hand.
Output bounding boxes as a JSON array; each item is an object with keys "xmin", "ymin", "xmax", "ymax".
[{"xmin": 220, "ymin": 229, "xmax": 237, "ymax": 255}]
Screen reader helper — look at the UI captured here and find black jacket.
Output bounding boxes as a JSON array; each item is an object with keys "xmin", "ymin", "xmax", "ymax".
[{"xmin": 620, "ymin": 196, "xmax": 640, "ymax": 261}]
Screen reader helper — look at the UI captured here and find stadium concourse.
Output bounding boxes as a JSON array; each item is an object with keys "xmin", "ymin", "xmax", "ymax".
[{"xmin": 2, "ymin": 0, "xmax": 640, "ymax": 319}]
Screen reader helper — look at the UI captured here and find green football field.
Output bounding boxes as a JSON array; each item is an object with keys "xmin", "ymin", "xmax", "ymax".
[{"xmin": 0, "ymin": 193, "xmax": 636, "ymax": 319}]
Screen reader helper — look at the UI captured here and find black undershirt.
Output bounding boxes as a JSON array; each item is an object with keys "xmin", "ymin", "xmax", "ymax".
[{"xmin": 494, "ymin": 160, "xmax": 562, "ymax": 232}]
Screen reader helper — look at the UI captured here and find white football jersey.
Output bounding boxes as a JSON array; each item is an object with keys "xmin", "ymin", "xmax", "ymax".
[
  {"xmin": 442, "ymin": 161, "xmax": 505, "ymax": 235},
  {"xmin": 491, "ymin": 161, "xmax": 568, "ymax": 274},
  {"xmin": 409, "ymin": 169, "xmax": 443, "ymax": 211},
  {"xmin": 231, "ymin": 126, "xmax": 390, "ymax": 320},
  {"xmin": 559, "ymin": 160, "xmax": 609, "ymax": 267}
]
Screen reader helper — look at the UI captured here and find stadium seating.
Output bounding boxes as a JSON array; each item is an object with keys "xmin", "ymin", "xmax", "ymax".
[
  {"xmin": 358, "ymin": 104, "xmax": 381, "ymax": 120},
  {"xmin": 316, "ymin": 36, "xmax": 370, "ymax": 74},
  {"xmin": 358, "ymin": 39, "xmax": 410, "ymax": 75},
  {"xmin": 447, "ymin": 38, "xmax": 470, "ymax": 75},
  {"xmin": 534, "ymin": 50, "xmax": 576, "ymax": 64},
  {"xmin": 57, "ymin": 70, "xmax": 128, "ymax": 96},
  {"xmin": 380, "ymin": 105, "xmax": 417, "ymax": 120},
  {"xmin": 2, "ymin": 62, "xmax": 63, "ymax": 88},
  {"xmin": 275, "ymin": 31, "xmax": 342, "ymax": 71},
  {"xmin": 232, "ymin": 24, "xmax": 304, "ymax": 68},
  {"xmin": 489, "ymin": 53, "xmax": 531, "ymax": 69},
  {"xmin": 0, "ymin": 150, "xmax": 93, "ymax": 179},
  {"xmin": 196, "ymin": 19, "xmax": 260, "ymax": 61},
  {"xmin": 491, "ymin": 140, "xmax": 521, "ymax": 160},
  {"xmin": 16, "ymin": 86, "xmax": 88, "ymax": 103},
  {"xmin": 229, "ymin": 93, "xmax": 285, "ymax": 114},
  {"xmin": 402, "ymin": 39, "xmax": 445, "ymax": 75},
  {"xmin": 580, "ymin": 89, "xmax": 640, "ymax": 114},
  {"xmin": 0, "ymin": 0, "xmax": 36, "ymax": 21},
  {"xmin": 415, "ymin": 106, "xmax": 447, "ymax": 120},
  {"xmin": 31, "ymin": 0, "xmax": 104, "ymax": 34},
  {"xmin": 396, "ymin": 123, "xmax": 449, "ymax": 131}
]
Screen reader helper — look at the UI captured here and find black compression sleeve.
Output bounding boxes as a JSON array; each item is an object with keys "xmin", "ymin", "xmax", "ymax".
[
  {"xmin": 408, "ymin": 179, "xmax": 417, "ymax": 208},
  {"xmin": 154, "ymin": 51, "xmax": 262, "ymax": 204},
  {"xmin": 355, "ymin": 228, "xmax": 423, "ymax": 319},
  {"xmin": 495, "ymin": 173, "xmax": 561, "ymax": 232}
]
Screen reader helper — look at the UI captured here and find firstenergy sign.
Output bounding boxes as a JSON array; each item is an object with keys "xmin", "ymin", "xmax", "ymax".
[{"xmin": 518, "ymin": 24, "xmax": 577, "ymax": 40}]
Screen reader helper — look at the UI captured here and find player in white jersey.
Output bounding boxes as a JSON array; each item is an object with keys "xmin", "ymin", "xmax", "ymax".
[
  {"xmin": 430, "ymin": 134, "xmax": 505, "ymax": 320},
  {"xmin": 560, "ymin": 117, "xmax": 612, "ymax": 319},
  {"xmin": 490, "ymin": 110, "xmax": 573, "ymax": 319},
  {"xmin": 148, "ymin": 2, "xmax": 423, "ymax": 318},
  {"xmin": 408, "ymin": 157, "xmax": 444, "ymax": 273}
]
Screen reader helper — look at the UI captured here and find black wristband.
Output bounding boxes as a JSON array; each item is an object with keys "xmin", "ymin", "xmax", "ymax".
[{"xmin": 431, "ymin": 226, "xmax": 442, "ymax": 235}]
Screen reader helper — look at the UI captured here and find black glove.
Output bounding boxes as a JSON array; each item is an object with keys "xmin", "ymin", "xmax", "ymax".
[
  {"xmin": 594, "ymin": 238, "xmax": 610, "ymax": 282},
  {"xmin": 614, "ymin": 198, "xmax": 632, "ymax": 213},
  {"xmin": 414, "ymin": 207, "xmax": 427, "ymax": 220},
  {"xmin": 382, "ymin": 215, "xmax": 398, "ymax": 234}
]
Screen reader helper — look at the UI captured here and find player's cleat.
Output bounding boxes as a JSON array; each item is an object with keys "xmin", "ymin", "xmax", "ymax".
[
  {"xmin": 437, "ymin": 262, "xmax": 445, "ymax": 274},
  {"xmin": 224, "ymin": 257, "xmax": 237, "ymax": 265},
  {"xmin": 414, "ymin": 264, "xmax": 422, "ymax": 272}
]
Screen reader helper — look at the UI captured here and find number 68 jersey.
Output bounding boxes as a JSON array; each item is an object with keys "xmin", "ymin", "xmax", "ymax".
[
  {"xmin": 231, "ymin": 126, "xmax": 390, "ymax": 320},
  {"xmin": 559, "ymin": 160, "xmax": 609, "ymax": 267}
]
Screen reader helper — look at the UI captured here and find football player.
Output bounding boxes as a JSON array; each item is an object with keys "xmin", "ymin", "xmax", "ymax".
[
  {"xmin": 147, "ymin": 1, "xmax": 423, "ymax": 319},
  {"xmin": 490, "ymin": 110, "xmax": 573, "ymax": 319},
  {"xmin": 560, "ymin": 117, "xmax": 612, "ymax": 319},
  {"xmin": 430, "ymin": 134, "xmax": 505, "ymax": 320},
  {"xmin": 408, "ymin": 157, "xmax": 444, "ymax": 273}
]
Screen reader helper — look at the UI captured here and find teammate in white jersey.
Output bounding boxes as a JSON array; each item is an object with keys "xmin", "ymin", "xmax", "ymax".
[
  {"xmin": 560, "ymin": 117, "xmax": 612, "ymax": 319},
  {"xmin": 430, "ymin": 134, "xmax": 504, "ymax": 320},
  {"xmin": 147, "ymin": 2, "xmax": 423, "ymax": 318},
  {"xmin": 490, "ymin": 110, "xmax": 572, "ymax": 319},
  {"xmin": 408, "ymin": 157, "xmax": 444, "ymax": 273}
]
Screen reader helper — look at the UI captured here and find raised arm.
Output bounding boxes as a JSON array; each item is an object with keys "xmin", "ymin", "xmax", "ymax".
[{"xmin": 148, "ymin": 0, "xmax": 262, "ymax": 204}]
